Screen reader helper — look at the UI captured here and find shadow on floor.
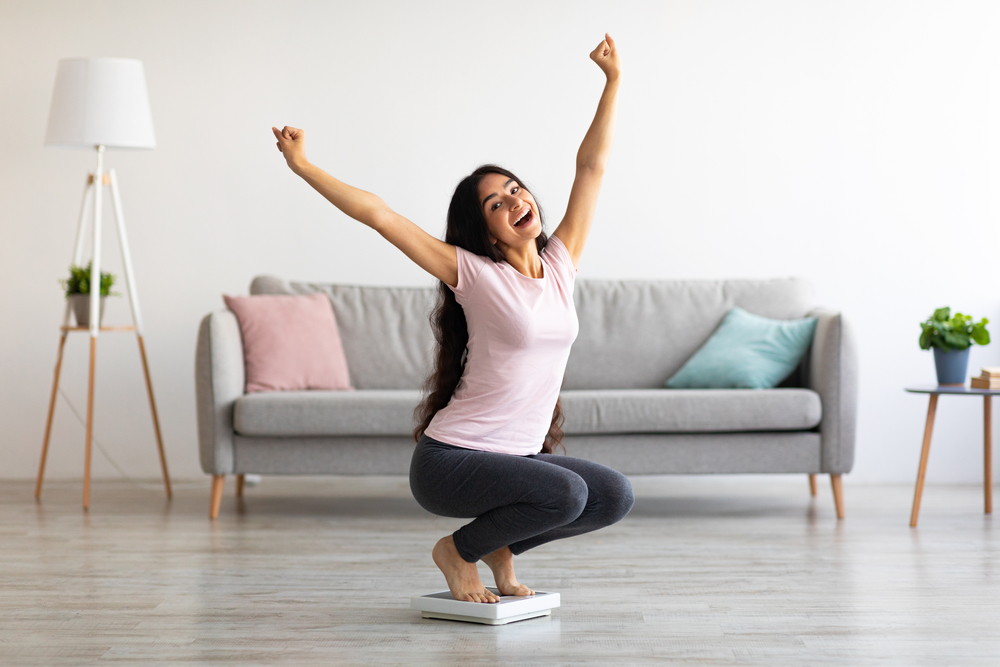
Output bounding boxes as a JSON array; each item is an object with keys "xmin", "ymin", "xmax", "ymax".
[{"xmin": 630, "ymin": 495, "xmax": 820, "ymax": 519}]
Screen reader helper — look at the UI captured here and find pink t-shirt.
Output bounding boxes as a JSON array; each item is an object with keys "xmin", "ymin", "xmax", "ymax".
[{"xmin": 425, "ymin": 235, "xmax": 579, "ymax": 456}]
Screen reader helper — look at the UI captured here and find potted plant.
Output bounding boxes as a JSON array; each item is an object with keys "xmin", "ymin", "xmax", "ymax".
[
  {"xmin": 60, "ymin": 262, "xmax": 118, "ymax": 327},
  {"xmin": 919, "ymin": 307, "xmax": 990, "ymax": 385}
]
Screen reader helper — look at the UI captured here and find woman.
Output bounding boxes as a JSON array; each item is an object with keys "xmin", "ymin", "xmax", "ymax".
[{"xmin": 273, "ymin": 34, "xmax": 632, "ymax": 604}]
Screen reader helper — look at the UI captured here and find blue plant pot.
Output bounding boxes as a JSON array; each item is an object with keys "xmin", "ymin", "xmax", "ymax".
[{"xmin": 933, "ymin": 347, "xmax": 970, "ymax": 385}]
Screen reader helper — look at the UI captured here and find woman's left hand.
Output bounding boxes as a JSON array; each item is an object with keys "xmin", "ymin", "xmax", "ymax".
[{"xmin": 589, "ymin": 33, "xmax": 620, "ymax": 81}]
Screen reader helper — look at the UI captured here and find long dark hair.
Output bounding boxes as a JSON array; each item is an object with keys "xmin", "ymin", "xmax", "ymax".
[{"xmin": 412, "ymin": 165, "xmax": 565, "ymax": 454}]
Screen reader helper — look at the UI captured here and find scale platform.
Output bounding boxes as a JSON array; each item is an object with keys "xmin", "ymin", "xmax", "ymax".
[{"xmin": 411, "ymin": 588, "xmax": 560, "ymax": 625}]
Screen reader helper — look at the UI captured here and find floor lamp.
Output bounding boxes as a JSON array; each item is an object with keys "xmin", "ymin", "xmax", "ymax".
[{"xmin": 37, "ymin": 57, "xmax": 171, "ymax": 509}]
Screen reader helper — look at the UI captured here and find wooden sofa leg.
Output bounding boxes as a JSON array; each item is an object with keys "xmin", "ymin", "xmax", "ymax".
[
  {"xmin": 236, "ymin": 474, "xmax": 245, "ymax": 498},
  {"xmin": 210, "ymin": 475, "xmax": 225, "ymax": 519},
  {"xmin": 830, "ymin": 474, "xmax": 845, "ymax": 519},
  {"xmin": 808, "ymin": 474, "xmax": 817, "ymax": 497}
]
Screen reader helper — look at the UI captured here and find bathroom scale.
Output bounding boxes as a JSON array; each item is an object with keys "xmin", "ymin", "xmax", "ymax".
[{"xmin": 411, "ymin": 588, "xmax": 560, "ymax": 625}]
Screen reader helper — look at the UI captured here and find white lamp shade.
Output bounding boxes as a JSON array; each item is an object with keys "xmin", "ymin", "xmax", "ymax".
[{"xmin": 45, "ymin": 58, "xmax": 156, "ymax": 149}]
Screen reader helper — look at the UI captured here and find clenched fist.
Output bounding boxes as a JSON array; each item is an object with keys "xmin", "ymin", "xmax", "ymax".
[
  {"xmin": 589, "ymin": 33, "xmax": 621, "ymax": 81},
  {"xmin": 272, "ymin": 125, "xmax": 308, "ymax": 172}
]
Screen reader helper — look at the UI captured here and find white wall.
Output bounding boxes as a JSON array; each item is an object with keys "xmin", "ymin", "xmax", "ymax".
[{"xmin": 1, "ymin": 0, "xmax": 998, "ymax": 483}]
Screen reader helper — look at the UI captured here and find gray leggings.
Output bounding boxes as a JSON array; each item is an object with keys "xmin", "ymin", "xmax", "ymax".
[{"xmin": 409, "ymin": 435, "xmax": 634, "ymax": 563}]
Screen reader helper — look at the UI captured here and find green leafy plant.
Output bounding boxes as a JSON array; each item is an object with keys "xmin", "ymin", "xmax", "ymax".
[
  {"xmin": 60, "ymin": 262, "xmax": 118, "ymax": 298},
  {"xmin": 919, "ymin": 307, "xmax": 990, "ymax": 352}
]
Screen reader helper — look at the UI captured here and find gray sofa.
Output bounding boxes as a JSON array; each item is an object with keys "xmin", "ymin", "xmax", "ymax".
[{"xmin": 196, "ymin": 276, "xmax": 857, "ymax": 519}]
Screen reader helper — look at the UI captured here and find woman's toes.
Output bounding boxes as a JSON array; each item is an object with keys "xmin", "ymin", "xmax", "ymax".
[
  {"xmin": 457, "ymin": 588, "xmax": 501, "ymax": 604},
  {"xmin": 510, "ymin": 584, "xmax": 533, "ymax": 596}
]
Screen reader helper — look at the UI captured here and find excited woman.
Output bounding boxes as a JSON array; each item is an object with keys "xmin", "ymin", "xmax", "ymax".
[{"xmin": 272, "ymin": 33, "xmax": 632, "ymax": 603}]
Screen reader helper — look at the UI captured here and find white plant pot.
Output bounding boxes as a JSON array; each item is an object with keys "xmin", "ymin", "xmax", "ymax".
[{"xmin": 69, "ymin": 294, "xmax": 106, "ymax": 327}]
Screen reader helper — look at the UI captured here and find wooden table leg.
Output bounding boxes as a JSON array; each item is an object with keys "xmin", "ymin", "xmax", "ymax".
[
  {"xmin": 36, "ymin": 334, "xmax": 68, "ymax": 500},
  {"xmin": 985, "ymin": 396, "xmax": 993, "ymax": 515},
  {"xmin": 83, "ymin": 337, "xmax": 97, "ymax": 511},
  {"xmin": 910, "ymin": 393, "xmax": 939, "ymax": 527}
]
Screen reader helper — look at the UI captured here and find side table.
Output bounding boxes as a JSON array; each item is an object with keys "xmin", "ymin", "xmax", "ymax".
[{"xmin": 905, "ymin": 385, "xmax": 998, "ymax": 527}]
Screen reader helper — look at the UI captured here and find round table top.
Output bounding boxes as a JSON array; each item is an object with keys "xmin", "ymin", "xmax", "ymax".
[{"xmin": 905, "ymin": 385, "xmax": 1000, "ymax": 396}]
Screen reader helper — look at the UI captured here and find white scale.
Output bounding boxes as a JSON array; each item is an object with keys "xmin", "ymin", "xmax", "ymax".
[{"xmin": 411, "ymin": 588, "xmax": 560, "ymax": 625}]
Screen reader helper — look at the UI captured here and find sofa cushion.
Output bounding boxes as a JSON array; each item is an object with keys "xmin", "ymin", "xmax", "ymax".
[
  {"xmin": 565, "ymin": 278, "xmax": 815, "ymax": 390},
  {"xmin": 666, "ymin": 307, "xmax": 818, "ymax": 389},
  {"xmin": 223, "ymin": 293, "xmax": 352, "ymax": 393},
  {"xmin": 234, "ymin": 388, "xmax": 820, "ymax": 438},
  {"xmin": 560, "ymin": 389, "xmax": 822, "ymax": 434},
  {"xmin": 250, "ymin": 276, "xmax": 436, "ymax": 390},
  {"xmin": 234, "ymin": 389, "xmax": 422, "ymax": 437}
]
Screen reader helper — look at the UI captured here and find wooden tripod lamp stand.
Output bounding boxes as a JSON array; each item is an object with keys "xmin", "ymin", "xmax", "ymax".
[{"xmin": 37, "ymin": 58, "xmax": 171, "ymax": 509}]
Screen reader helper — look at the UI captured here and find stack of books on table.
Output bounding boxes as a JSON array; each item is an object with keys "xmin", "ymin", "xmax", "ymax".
[{"xmin": 971, "ymin": 368, "xmax": 1000, "ymax": 390}]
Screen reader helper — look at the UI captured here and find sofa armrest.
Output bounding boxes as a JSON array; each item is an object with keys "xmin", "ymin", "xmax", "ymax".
[
  {"xmin": 195, "ymin": 310, "xmax": 245, "ymax": 475},
  {"xmin": 805, "ymin": 308, "xmax": 858, "ymax": 474}
]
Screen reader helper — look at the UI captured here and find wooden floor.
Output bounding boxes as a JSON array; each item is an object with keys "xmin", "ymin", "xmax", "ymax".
[{"xmin": 4, "ymin": 476, "xmax": 999, "ymax": 666}]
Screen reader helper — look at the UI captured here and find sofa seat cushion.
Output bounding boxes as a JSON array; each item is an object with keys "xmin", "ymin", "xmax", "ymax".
[
  {"xmin": 234, "ymin": 388, "xmax": 821, "ymax": 439},
  {"xmin": 560, "ymin": 389, "xmax": 822, "ymax": 434},
  {"xmin": 234, "ymin": 389, "xmax": 422, "ymax": 437}
]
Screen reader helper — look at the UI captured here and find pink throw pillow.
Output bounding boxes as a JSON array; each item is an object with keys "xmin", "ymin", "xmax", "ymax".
[{"xmin": 223, "ymin": 293, "xmax": 352, "ymax": 393}]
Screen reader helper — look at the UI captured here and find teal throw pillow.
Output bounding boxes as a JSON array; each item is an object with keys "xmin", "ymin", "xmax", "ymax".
[{"xmin": 666, "ymin": 307, "xmax": 818, "ymax": 389}]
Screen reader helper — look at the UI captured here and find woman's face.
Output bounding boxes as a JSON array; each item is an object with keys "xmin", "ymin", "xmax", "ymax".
[{"xmin": 477, "ymin": 172, "xmax": 540, "ymax": 249}]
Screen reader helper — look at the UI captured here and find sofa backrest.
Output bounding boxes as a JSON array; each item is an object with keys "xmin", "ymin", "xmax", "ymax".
[
  {"xmin": 565, "ymin": 278, "xmax": 814, "ymax": 389},
  {"xmin": 250, "ymin": 275, "xmax": 814, "ymax": 390},
  {"xmin": 251, "ymin": 276, "xmax": 437, "ymax": 390}
]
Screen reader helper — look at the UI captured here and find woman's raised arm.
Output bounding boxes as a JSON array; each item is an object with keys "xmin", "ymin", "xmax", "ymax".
[
  {"xmin": 552, "ymin": 34, "xmax": 621, "ymax": 269},
  {"xmin": 272, "ymin": 126, "xmax": 458, "ymax": 287}
]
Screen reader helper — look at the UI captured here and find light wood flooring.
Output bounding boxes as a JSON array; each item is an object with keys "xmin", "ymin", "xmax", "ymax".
[{"xmin": 3, "ymin": 476, "xmax": 999, "ymax": 666}]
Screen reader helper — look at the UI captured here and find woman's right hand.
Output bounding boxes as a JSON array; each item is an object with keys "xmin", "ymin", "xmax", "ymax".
[{"xmin": 272, "ymin": 125, "xmax": 308, "ymax": 172}]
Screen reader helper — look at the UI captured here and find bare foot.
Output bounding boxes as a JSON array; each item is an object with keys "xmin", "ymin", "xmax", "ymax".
[
  {"xmin": 481, "ymin": 546, "xmax": 534, "ymax": 597},
  {"xmin": 432, "ymin": 536, "xmax": 500, "ymax": 603}
]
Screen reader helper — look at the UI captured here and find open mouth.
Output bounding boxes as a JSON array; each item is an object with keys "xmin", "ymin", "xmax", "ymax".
[{"xmin": 513, "ymin": 209, "xmax": 534, "ymax": 227}]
